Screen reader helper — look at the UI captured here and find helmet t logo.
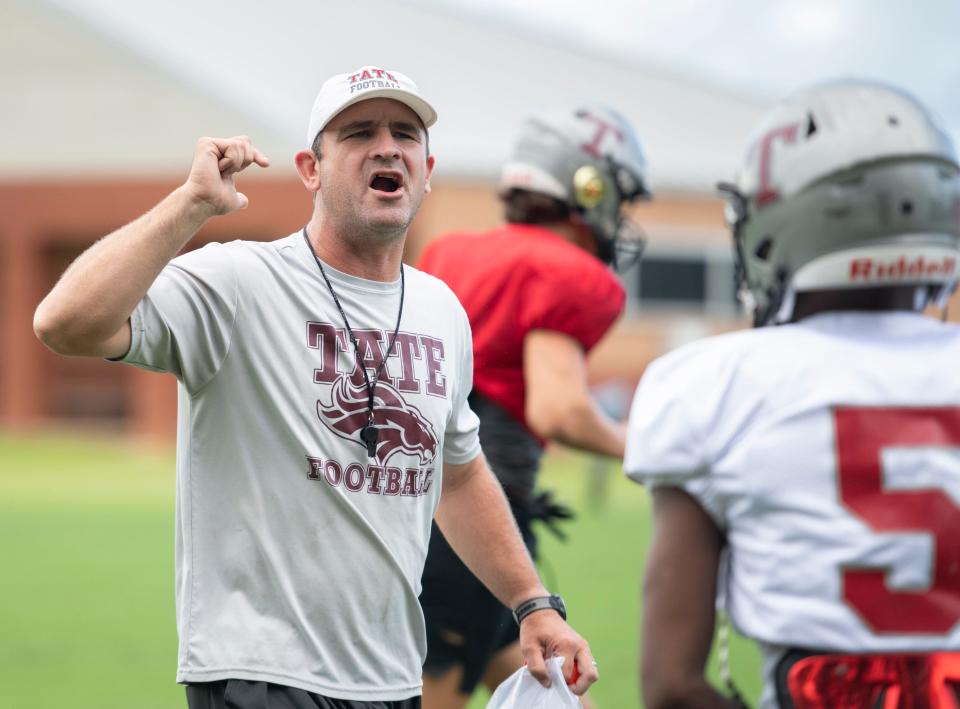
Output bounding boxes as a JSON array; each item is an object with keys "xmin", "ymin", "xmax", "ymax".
[
  {"xmin": 755, "ymin": 123, "xmax": 800, "ymax": 208},
  {"xmin": 576, "ymin": 109, "xmax": 625, "ymax": 158}
]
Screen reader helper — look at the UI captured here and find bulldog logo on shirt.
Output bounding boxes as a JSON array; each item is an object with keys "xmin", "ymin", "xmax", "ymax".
[{"xmin": 317, "ymin": 375, "xmax": 439, "ymax": 466}]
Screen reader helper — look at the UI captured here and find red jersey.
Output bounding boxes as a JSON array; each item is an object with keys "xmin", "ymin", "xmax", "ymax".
[{"xmin": 418, "ymin": 223, "xmax": 625, "ymax": 436}]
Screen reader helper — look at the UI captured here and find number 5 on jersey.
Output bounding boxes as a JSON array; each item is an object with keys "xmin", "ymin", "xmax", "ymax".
[{"xmin": 835, "ymin": 406, "xmax": 960, "ymax": 634}]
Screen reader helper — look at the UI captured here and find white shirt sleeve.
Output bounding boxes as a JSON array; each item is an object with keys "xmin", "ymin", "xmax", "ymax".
[
  {"xmin": 122, "ymin": 242, "xmax": 239, "ymax": 394},
  {"xmin": 623, "ymin": 339, "xmax": 751, "ymax": 529},
  {"xmin": 624, "ymin": 350, "xmax": 712, "ymax": 484}
]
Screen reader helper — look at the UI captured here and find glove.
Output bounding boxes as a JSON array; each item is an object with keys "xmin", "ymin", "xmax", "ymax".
[{"xmin": 526, "ymin": 490, "xmax": 575, "ymax": 541}]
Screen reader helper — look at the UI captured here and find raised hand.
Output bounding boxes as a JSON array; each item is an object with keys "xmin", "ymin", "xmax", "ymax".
[{"xmin": 183, "ymin": 136, "xmax": 270, "ymax": 216}]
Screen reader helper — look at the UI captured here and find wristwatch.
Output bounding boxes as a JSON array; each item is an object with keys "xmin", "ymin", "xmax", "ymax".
[{"xmin": 512, "ymin": 594, "xmax": 567, "ymax": 625}]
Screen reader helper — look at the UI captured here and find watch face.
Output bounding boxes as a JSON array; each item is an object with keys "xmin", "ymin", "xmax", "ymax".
[{"xmin": 551, "ymin": 595, "xmax": 567, "ymax": 619}]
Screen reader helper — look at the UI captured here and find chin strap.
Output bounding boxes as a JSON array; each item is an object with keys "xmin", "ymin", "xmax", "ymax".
[
  {"xmin": 934, "ymin": 280, "xmax": 957, "ymax": 322},
  {"xmin": 718, "ymin": 611, "xmax": 751, "ymax": 708}
]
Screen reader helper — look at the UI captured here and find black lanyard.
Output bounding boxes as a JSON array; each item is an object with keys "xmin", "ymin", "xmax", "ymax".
[{"xmin": 302, "ymin": 227, "xmax": 404, "ymax": 457}]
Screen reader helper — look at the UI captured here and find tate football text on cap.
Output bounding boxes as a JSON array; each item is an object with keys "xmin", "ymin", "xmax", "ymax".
[{"xmin": 306, "ymin": 66, "xmax": 438, "ymax": 145}]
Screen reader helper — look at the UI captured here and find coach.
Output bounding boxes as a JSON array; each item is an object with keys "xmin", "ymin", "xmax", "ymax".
[{"xmin": 33, "ymin": 65, "xmax": 597, "ymax": 709}]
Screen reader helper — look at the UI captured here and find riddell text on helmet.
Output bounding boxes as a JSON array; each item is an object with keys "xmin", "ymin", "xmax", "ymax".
[{"xmin": 849, "ymin": 255, "xmax": 957, "ymax": 281}]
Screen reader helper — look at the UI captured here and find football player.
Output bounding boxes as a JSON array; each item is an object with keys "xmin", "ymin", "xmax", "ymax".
[
  {"xmin": 417, "ymin": 104, "xmax": 650, "ymax": 708},
  {"xmin": 625, "ymin": 78, "xmax": 960, "ymax": 708}
]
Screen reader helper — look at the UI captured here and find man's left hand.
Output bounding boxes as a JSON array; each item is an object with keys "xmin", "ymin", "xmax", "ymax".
[{"xmin": 519, "ymin": 610, "xmax": 598, "ymax": 695}]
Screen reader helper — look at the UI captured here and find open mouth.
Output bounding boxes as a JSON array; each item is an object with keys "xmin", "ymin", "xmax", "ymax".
[{"xmin": 369, "ymin": 172, "xmax": 403, "ymax": 193}]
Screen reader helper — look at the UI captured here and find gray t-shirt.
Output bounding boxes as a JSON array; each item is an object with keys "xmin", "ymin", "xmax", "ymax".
[{"xmin": 119, "ymin": 231, "xmax": 481, "ymax": 701}]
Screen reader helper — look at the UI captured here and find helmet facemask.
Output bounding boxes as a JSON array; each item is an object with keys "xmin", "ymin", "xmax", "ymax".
[
  {"xmin": 574, "ymin": 155, "xmax": 651, "ymax": 269},
  {"xmin": 500, "ymin": 104, "xmax": 651, "ymax": 270}
]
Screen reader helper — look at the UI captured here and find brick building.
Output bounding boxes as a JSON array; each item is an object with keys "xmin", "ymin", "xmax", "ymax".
[{"xmin": 1, "ymin": 0, "xmax": 800, "ymax": 440}]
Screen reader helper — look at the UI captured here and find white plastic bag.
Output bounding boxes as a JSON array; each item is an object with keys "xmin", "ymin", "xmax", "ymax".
[{"xmin": 485, "ymin": 656, "xmax": 581, "ymax": 708}]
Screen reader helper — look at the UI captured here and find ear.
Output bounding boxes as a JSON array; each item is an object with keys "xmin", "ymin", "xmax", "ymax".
[
  {"xmin": 295, "ymin": 149, "xmax": 321, "ymax": 192},
  {"xmin": 423, "ymin": 154, "xmax": 436, "ymax": 195}
]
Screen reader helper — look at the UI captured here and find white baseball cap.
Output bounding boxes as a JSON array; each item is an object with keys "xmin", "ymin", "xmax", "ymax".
[{"xmin": 306, "ymin": 66, "xmax": 438, "ymax": 145}]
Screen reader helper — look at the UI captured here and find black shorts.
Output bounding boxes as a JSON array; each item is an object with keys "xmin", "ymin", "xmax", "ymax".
[
  {"xmin": 186, "ymin": 679, "xmax": 420, "ymax": 709},
  {"xmin": 419, "ymin": 509, "xmax": 538, "ymax": 694}
]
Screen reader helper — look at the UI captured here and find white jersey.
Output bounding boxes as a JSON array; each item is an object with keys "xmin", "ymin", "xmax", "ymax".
[
  {"xmin": 118, "ymin": 231, "xmax": 480, "ymax": 701},
  {"xmin": 624, "ymin": 312, "xmax": 960, "ymax": 705}
]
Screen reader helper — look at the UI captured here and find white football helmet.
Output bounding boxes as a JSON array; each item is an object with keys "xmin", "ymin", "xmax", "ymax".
[
  {"xmin": 500, "ymin": 104, "xmax": 651, "ymax": 268},
  {"xmin": 720, "ymin": 78, "xmax": 960, "ymax": 325}
]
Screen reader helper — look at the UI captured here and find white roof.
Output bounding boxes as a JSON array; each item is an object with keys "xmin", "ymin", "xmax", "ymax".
[{"xmin": 3, "ymin": 0, "xmax": 770, "ymax": 191}]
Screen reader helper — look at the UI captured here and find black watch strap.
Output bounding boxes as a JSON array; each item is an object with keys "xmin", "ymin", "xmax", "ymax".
[{"xmin": 512, "ymin": 594, "xmax": 566, "ymax": 625}]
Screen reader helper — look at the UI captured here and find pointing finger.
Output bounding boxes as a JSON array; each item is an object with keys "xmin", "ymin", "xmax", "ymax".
[
  {"xmin": 253, "ymin": 148, "xmax": 270, "ymax": 167},
  {"xmin": 215, "ymin": 137, "xmax": 267, "ymax": 175}
]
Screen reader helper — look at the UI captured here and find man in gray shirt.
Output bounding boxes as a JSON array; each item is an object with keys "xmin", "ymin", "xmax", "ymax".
[{"xmin": 34, "ymin": 65, "xmax": 597, "ymax": 709}]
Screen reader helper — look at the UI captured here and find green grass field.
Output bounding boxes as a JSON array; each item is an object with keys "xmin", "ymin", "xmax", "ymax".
[{"xmin": 0, "ymin": 432, "xmax": 762, "ymax": 708}]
